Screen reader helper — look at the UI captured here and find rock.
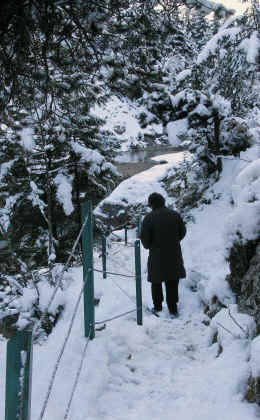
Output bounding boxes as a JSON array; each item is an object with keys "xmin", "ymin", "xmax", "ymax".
[
  {"xmin": 0, "ymin": 313, "xmax": 19, "ymax": 339},
  {"xmin": 226, "ymin": 240, "xmax": 260, "ymax": 332},
  {"xmin": 246, "ymin": 335, "xmax": 260, "ymax": 405},
  {"xmin": 245, "ymin": 376, "xmax": 260, "ymax": 405},
  {"xmin": 238, "ymin": 242, "xmax": 260, "ymax": 334},
  {"xmin": 113, "ymin": 124, "xmax": 126, "ymax": 135},
  {"xmin": 159, "ymin": 160, "xmax": 168, "ymax": 164}
]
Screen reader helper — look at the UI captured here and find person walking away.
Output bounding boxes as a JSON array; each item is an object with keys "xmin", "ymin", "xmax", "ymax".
[{"xmin": 140, "ymin": 192, "xmax": 186, "ymax": 316}]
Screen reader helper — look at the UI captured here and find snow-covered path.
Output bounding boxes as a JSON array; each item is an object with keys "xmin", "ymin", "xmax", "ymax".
[
  {"xmin": 88, "ymin": 303, "xmax": 256, "ymax": 420},
  {"xmin": 1, "ymin": 149, "xmax": 259, "ymax": 420}
]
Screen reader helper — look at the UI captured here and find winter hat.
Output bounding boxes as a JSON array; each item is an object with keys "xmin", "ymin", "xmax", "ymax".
[{"xmin": 148, "ymin": 193, "xmax": 165, "ymax": 209}]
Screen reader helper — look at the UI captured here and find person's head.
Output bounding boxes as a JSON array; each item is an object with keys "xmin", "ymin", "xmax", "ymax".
[{"xmin": 148, "ymin": 192, "xmax": 165, "ymax": 210}]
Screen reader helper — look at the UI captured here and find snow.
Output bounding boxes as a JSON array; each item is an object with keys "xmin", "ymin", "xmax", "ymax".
[
  {"xmin": 1, "ymin": 149, "xmax": 260, "ymax": 420},
  {"xmin": 94, "ymin": 96, "xmax": 163, "ymax": 151},
  {"xmin": 209, "ymin": 304, "xmax": 256, "ymax": 348},
  {"xmin": 0, "ymin": 193, "xmax": 23, "ymax": 230},
  {"xmin": 250, "ymin": 336, "xmax": 260, "ymax": 378},
  {"xmin": 167, "ymin": 119, "xmax": 189, "ymax": 146},
  {"xmin": 197, "ymin": 19, "xmax": 241, "ymax": 65},
  {"xmin": 19, "ymin": 127, "xmax": 35, "ymax": 151},
  {"xmin": 176, "ymin": 69, "xmax": 192, "ymax": 83},
  {"xmin": 54, "ymin": 174, "xmax": 74, "ymax": 216},
  {"xmin": 71, "ymin": 142, "xmax": 104, "ymax": 167},
  {"xmin": 0, "ymin": 159, "xmax": 16, "ymax": 182},
  {"xmin": 95, "ymin": 152, "xmax": 185, "ymax": 215},
  {"xmin": 246, "ymin": 31, "xmax": 260, "ymax": 64},
  {"xmin": 186, "ymin": 0, "xmax": 235, "ymax": 16},
  {"xmin": 151, "ymin": 152, "xmax": 187, "ymax": 166},
  {"xmin": 211, "ymin": 94, "xmax": 231, "ymax": 117},
  {"xmin": 225, "ymin": 156, "xmax": 260, "ymax": 248},
  {"xmin": 28, "ymin": 181, "xmax": 46, "ymax": 214}
]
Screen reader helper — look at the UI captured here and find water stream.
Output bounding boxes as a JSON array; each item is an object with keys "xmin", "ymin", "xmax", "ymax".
[
  {"xmin": 115, "ymin": 146, "xmax": 185, "ymax": 163},
  {"xmin": 115, "ymin": 146, "xmax": 186, "ymax": 178}
]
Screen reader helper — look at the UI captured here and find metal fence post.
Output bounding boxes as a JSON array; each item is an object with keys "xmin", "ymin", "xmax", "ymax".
[
  {"xmin": 81, "ymin": 200, "xmax": 95, "ymax": 340},
  {"xmin": 102, "ymin": 234, "xmax": 107, "ymax": 279},
  {"xmin": 124, "ymin": 227, "xmax": 128, "ymax": 245},
  {"xmin": 136, "ymin": 215, "xmax": 142, "ymax": 239},
  {"xmin": 5, "ymin": 330, "xmax": 33, "ymax": 420},
  {"xmin": 134, "ymin": 240, "xmax": 143, "ymax": 326}
]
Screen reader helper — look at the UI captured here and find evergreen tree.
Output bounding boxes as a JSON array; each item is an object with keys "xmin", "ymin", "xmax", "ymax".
[
  {"xmin": 0, "ymin": 0, "xmax": 196, "ymax": 274},
  {"xmin": 0, "ymin": 1, "xmax": 121, "ymax": 274},
  {"xmin": 186, "ymin": 11, "xmax": 212, "ymax": 54}
]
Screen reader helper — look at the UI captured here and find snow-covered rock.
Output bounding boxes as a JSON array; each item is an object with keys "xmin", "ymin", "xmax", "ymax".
[
  {"xmin": 247, "ymin": 336, "xmax": 260, "ymax": 404},
  {"xmin": 167, "ymin": 118, "xmax": 188, "ymax": 146},
  {"xmin": 208, "ymin": 304, "xmax": 256, "ymax": 352},
  {"xmin": 225, "ymin": 158, "xmax": 260, "ymax": 249}
]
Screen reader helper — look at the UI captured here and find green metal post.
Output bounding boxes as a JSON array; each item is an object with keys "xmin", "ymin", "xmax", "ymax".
[
  {"xmin": 124, "ymin": 227, "xmax": 128, "ymax": 245},
  {"xmin": 135, "ymin": 240, "xmax": 143, "ymax": 326},
  {"xmin": 5, "ymin": 330, "xmax": 33, "ymax": 420},
  {"xmin": 81, "ymin": 200, "xmax": 95, "ymax": 340},
  {"xmin": 102, "ymin": 234, "xmax": 107, "ymax": 279},
  {"xmin": 137, "ymin": 215, "xmax": 142, "ymax": 239}
]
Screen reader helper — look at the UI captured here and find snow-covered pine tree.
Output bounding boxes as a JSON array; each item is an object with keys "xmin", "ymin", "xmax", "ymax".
[
  {"xmin": 186, "ymin": 10, "xmax": 212, "ymax": 54},
  {"xmin": 0, "ymin": 0, "xmax": 124, "ymax": 335},
  {"xmin": 161, "ymin": 9, "xmax": 259, "ymax": 213},
  {"xmin": 135, "ymin": 8, "xmax": 196, "ymax": 140},
  {"xmin": 0, "ymin": 1, "xmax": 122, "ymax": 277}
]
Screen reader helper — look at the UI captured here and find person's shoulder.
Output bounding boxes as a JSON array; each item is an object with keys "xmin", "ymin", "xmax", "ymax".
[
  {"xmin": 143, "ymin": 211, "xmax": 153, "ymax": 222},
  {"xmin": 165, "ymin": 207, "xmax": 180, "ymax": 217},
  {"xmin": 166, "ymin": 207, "xmax": 184, "ymax": 221}
]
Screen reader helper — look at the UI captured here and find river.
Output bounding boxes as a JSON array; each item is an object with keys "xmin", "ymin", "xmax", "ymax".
[{"xmin": 115, "ymin": 146, "xmax": 186, "ymax": 178}]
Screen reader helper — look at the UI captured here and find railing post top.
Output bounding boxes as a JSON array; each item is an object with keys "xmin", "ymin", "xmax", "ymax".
[{"xmin": 81, "ymin": 200, "xmax": 92, "ymax": 210}]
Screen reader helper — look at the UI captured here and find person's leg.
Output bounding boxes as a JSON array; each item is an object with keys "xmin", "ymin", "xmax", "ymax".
[
  {"xmin": 151, "ymin": 283, "xmax": 163, "ymax": 311},
  {"xmin": 165, "ymin": 279, "xmax": 179, "ymax": 314}
]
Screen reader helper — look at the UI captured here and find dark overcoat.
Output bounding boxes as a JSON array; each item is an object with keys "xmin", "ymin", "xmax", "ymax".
[{"xmin": 140, "ymin": 206, "xmax": 186, "ymax": 284}]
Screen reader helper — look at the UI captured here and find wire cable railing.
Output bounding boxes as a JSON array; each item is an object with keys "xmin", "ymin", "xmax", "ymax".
[
  {"xmin": 32, "ymin": 215, "xmax": 141, "ymax": 420},
  {"xmin": 33, "ymin": 213, "xmax": 89, "ymax": 339},
  {"xmin": 37, "ymin": 226, "xmax": 141, "ymax": 419},
  {"xmin": 63, "ymin": 332, "xmax": 91, "ymax": 420},
  {"xmin": 93, "ymin": 267, "xmax": 135, "ymax": 279},
  {"xmin": 95, "ymin": 308, "xmax": 138, "ymax": 325},
  {"xmin": 38, "ymin": 269, "xmax": 90, "ymax": 420},
  {"xmin": 4, "ymin": 203, "xmax": 143, "ymax": 420},
  {"xmin": 105, "ymin": 252, "xmax": 135, "ymax": 277}
]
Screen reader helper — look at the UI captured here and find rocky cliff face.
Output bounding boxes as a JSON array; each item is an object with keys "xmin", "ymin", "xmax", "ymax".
[
  {"xmin": 227, "ymin": 239, "xmax": 260, "ymax": 333},
  {"xmin": 226, "ymin": 238, "xmax": 260, "ymax": 405}
]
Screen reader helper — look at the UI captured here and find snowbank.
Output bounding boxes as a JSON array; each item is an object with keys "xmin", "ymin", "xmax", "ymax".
[
  {"xmin": 94, "ymin": 96, "xmax": 163, "ymax": 151},
  {"xmin": 225, "ymin": 158, "xmax": 260, "ymax": 249},
  {"xmin": 167, "ymin": 118, "xmax": 188, "ymax": 146},
  {"xmin": 208, "ymin": 304, "xmax": 256, "ymax": 350},
  {"xmin": 250, "ymin": 336, "xmax": 260, "ymax": 378}
]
